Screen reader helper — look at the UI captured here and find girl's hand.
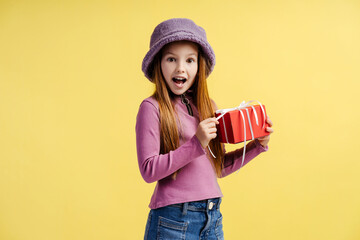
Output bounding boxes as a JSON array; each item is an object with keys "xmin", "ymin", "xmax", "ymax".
[
  {"xmin": 257, "ymin": 117, "xmax": 274, "ymax": 148},
  {"xmin": 196, "ymin": 117, "xmax": 219, "ymax": 148}
]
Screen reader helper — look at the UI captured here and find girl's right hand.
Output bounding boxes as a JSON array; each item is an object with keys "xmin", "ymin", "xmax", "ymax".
[{"xmin": 195, "ymin": 117, "xmax": 219, "ymax": 148}]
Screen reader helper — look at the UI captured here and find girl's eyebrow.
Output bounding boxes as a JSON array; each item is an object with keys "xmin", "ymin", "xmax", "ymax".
[{"xmin": 164, "ymin": 51, "xmax": 197, "ymax": 57}]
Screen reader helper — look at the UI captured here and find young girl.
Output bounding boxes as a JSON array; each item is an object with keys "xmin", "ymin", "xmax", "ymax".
[{"xmin": 136, "ymin": 18, "xmax": 273, "ymax": 240}]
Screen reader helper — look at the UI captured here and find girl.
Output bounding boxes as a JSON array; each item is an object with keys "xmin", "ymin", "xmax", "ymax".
[{"xmin": 136, "ymin": 18, "xmax": 274, "ymax": 240}]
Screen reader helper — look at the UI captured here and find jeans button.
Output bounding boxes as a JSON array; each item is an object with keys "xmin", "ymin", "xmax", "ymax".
[{"xmin": 209, "ymin": 202, "xmax": 214, "ymax": 210}]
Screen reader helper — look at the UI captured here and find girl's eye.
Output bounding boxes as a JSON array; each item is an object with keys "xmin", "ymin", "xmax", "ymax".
[
  {"xmin": 167, "ymin": 57, "xmax": 175, "ymax": 62},
  {"xmin": 187, "ymin": 58, "xmax": 195, "ymax": 63}
]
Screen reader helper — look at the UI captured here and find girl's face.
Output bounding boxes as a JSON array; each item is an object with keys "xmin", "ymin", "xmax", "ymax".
[{"xmin": 161, "ymin": 41, "xmax": 198, "ymax": 96}]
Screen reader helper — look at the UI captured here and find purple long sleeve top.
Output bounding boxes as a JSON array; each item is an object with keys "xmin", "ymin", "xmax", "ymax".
[{"xmin": 135, "ymin": 92, "xmax": 268, "ymax": 209}]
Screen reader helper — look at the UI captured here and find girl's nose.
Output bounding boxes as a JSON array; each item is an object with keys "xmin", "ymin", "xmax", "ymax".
[{"xmin": 176, "ymin": 62, "xmax": 185, "ymax": 73}]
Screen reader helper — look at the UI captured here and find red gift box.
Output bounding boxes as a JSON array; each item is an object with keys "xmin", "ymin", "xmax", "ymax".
[{"xmin": 215, "ymin": 101, "xmax": 270, "ymax": 144}]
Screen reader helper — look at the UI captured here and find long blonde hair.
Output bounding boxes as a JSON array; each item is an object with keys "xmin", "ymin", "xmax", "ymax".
[{"xmin": 151, "ymin": 42, "xmax": 224, "ymax": 179}]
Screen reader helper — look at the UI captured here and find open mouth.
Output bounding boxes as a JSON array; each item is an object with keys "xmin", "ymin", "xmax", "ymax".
[{"xmin": 172, "ymin": 77, "xmax": 187, "ymax": 87}]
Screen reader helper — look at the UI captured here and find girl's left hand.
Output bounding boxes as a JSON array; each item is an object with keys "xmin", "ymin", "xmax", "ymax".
[{"xmin": 257, "ymin": 117, "xmax": 274, "ymax": 148}]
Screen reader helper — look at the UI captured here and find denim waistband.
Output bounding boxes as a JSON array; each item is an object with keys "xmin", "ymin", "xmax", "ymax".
[{"xmin": 168, "ymin": 198, "xmax": 221, "ymax": 214}]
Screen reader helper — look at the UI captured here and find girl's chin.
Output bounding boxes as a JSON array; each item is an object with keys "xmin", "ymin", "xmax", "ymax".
[{"xmin": 170, "ymin": 86, "xmax": 189, "ymax": 96}]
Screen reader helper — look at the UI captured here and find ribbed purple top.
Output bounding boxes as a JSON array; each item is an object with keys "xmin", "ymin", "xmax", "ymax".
[{"xmin": 135, "ymin": 93, "xmax": 268, "ymax": 209}]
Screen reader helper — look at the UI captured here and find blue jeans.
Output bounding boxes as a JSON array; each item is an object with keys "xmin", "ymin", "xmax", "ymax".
[{"xmin": 144, "ymin": 198, "xmax": 224, "ymax": 240}]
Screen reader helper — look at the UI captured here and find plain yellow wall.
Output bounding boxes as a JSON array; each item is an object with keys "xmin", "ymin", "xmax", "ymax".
[{"xmin": 1, "ymin": 0, "xmax": 359, "ymax": 239}]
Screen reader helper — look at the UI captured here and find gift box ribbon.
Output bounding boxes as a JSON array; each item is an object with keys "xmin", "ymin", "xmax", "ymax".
[{"xmin": 208, "ymin": 100, "xmax": 267, "ymax": 170}]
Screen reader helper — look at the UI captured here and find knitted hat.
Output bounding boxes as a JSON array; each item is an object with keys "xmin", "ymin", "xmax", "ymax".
[{"xmin": 142, "ymin": 18, "xmax": 216, "ymax": 82}]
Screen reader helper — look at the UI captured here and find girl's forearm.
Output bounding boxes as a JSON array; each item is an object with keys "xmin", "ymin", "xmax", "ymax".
[{"xmin": 220, "ymin": 139, "xmax": 268, "ymax": 178}]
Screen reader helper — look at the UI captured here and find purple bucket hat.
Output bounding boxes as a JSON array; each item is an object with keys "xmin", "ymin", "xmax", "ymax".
[{"xmin": 142, "ymin": 18, "xmax": 216, "ymax": 82}]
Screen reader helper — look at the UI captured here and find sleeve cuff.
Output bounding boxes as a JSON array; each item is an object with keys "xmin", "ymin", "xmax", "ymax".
[
  {"xmin": 255, "ymin": 138, "xmax": 269, "ymax": 152},
  {"xmin": 192, "ymin": 135, "xmax": 207, "ymax": 155}
]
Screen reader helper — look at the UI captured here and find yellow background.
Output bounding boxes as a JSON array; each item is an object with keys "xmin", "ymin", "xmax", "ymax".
[{"xmin": 1, "ymin": 0, "xmax": 359, "ymax": 239}]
